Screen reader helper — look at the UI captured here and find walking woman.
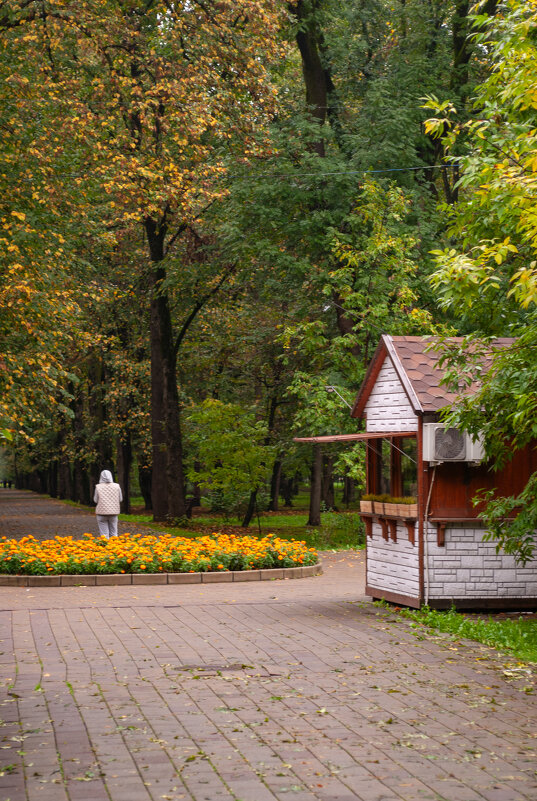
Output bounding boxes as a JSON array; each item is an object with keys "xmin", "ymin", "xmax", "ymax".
[{"xmin": 94, "ymin": 469, "xmax": 123, "ymax": 538}]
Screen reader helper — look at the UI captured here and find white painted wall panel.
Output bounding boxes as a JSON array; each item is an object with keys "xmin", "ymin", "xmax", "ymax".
[
  {"xmin": 366, "ymin": 521, "xmax": 420, "ymax": 598},
  {"xmin": 364, "ymin": 357, "xmax": 418, "ymax": 433}
]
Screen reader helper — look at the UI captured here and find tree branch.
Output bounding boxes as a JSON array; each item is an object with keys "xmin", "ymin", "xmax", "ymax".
[{"xmin": 173, "ymin": 265, "xmax": 235, "ymax": 359}]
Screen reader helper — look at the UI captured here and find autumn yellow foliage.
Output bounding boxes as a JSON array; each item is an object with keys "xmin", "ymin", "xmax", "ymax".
[{"xmin": 0, "ymin": 533, "xmax": 318, "ymax": 575}]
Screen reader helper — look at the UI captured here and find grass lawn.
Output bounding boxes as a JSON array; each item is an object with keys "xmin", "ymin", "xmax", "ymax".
[
  {"xmin": 46, "ymin": 493, "xmax": 365, "ymax": 551},
  {"xmin": 119, "ymin": 509, "xmax": 365, "ymax": 551},
  {"xmin": 380, "ymin": 603, "xmax": 537, "ymax": 664}
]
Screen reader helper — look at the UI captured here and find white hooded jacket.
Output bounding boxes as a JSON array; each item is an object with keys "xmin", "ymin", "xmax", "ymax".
[{"xmin": 94, "ymin": 470, "xmax": 123, "ymax": 515}]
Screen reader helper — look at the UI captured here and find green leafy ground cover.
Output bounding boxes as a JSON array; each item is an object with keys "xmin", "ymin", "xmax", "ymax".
[{"xmin": 384, "ymin": 604, "xmax": 537, "ymax": 664}]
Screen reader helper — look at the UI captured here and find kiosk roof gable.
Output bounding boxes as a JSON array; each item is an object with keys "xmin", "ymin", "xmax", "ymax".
[{"xmin": 351, "ymin": 335, "xmax": 515, "ymax": 418}]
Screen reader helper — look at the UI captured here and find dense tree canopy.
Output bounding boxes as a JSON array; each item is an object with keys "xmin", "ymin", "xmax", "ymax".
[
  {"xmin": 1, "ymin": 0, "xmax": 286, "ymax": 516},
  {"xmin": 4, "ymin": 0, "xmax": 535, "ymax": 554},
  {"xmin": 425, "ymin": 0, "xmax": 537, "ymax": 562}
]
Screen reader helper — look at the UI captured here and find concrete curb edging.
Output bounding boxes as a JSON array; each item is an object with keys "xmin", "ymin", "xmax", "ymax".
[{"xmin": 0, "ymin": 562, "xmax": 322, "ymax": 587}]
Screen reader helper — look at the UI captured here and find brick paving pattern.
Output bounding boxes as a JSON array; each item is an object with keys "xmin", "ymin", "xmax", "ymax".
[
  {"xmin": 1, "ymin": 490, "xmax": 537, "ymax": 801},
  {"xmin": 0, "ymin": 488, "xmax": 158, "ymax": 541}
]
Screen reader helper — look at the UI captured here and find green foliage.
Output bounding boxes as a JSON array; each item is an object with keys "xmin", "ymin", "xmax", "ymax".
[
  {"xmin": 2, "ymin": 0, "xmax": 487, "ymax": 515},
  {"xmin": 318, "ymin": 511, "xmax": 365, "ymax": 549},
  {"xmin": 283, "ymin": 179, "xmax": 443, "ymax": 448},
  {"xmin": 424, "ymin": 1, "xmax": 537, "ymax": 563},
  {"xmin": 436, "ymin": 333, "xmax": 537, "ymax": 465},
  {"xmin": 286, "ymin": 375, "xmax": 353, "ymax": 437},
  {"xmin": 282, "ymin": 179, "xmax": 440, "ymax": 383},
  {"xmin": 327, "ymin": 180, "xmax": 436, "ymax": 335},
  {"xmin": 436, "ymin": 335, "xmax": 537, "ymax": 565},
  {"xmin": 424, "ymin": 0, "xmax": 537, "ymax": 331},
  {"xmin": 333, "ymin": 443, "xmax": 366, "ymax": 492},
  {"xmin": 476, "ymin": 474, "xmax": 537, "ymax": 567},
  {"xmin": 206, "ymin": 486, "xmax": 270, "ymax": 521},
  {"xmin": 186, "ymin": 400, "xmax": 273, "ymax": 519},
  {"xmin": 384, "ymin": 604, "xmax": 537, "ymax": 665}
]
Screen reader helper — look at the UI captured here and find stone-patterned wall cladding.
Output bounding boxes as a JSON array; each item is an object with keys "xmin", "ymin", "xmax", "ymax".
[
  {"xmin": 364, "ymin": 358, "xmax": 418, "ymax": 433},
  {"xmin": 367, "ymin": 521, "xmax": 419, "ymax": 597},
  {"xmin": 426, "ymin": 524, "xmax": 537, "ymax": 598}
]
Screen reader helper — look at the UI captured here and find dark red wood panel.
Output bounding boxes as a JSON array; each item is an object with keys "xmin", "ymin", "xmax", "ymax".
[{"xmin": 429, "ymin": 443, "xmax": 537, "ymax": 519}]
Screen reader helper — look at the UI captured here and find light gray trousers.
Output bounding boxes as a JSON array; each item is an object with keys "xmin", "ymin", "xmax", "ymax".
[{"xmin": 96, "ymin": 514, "xmax": 119, "ymax": 538}]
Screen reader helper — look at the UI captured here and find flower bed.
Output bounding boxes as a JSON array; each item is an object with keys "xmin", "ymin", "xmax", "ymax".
[{"xmin": 0, "ymin": 532, "xmax": 318, "ymax": 576}]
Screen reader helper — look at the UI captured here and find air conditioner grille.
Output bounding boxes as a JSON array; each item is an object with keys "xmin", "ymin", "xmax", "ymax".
[{"xmin": 434, "ymin": 427, "xmax": 466, "ymax": 460}]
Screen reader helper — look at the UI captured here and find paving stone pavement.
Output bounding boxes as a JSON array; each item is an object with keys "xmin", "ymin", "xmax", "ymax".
[
  {"xmin": 0, "ymin": 488, "xmax": 160, "ymax": 541},
  {"xmin": 1, "ymin": 490, "xmax": 537, "ymax": 801}
]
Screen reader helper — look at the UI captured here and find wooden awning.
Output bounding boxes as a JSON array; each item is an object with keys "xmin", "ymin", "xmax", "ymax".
[{"xmin": 293, "ymin": 431, "xmax": 417, "ymax": 443}]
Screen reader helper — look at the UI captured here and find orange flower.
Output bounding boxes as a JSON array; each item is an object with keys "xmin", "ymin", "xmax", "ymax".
[{"xmin": 0, "ymin": 531, "xmax": 317, "ymax": 576}]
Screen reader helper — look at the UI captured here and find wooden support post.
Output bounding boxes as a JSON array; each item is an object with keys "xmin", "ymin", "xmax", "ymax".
[
  {"xmin": 379, "ymin": 518, "xmax": 389, "ymax": 541},
  {"xmin": 404, "ymin": 521, "xmax": 415, "ymax": 545},
  {"xmin": 361, "ymin": 517, "xmax": 373, "ymax": 538}
]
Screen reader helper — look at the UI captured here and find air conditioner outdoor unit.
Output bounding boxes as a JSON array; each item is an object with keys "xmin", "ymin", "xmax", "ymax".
[{"xmin": 422, "ymin": 423, "xmax": 484, "ymax": 464}]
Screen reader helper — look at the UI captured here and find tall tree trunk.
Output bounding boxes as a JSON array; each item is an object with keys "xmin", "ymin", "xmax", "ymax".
[
  {"xmin": 307, "ymin": 443, "xmax": 322, "ymax": 526},
  {"xmin": 48, "ymin": 461, "xmax": 58, "ymax": 498},
  {"xmin": 281, "ymin": 474, "xmax": 294, "ymax": 507},
  {"xmin": 321, "ymin": 454, "xmax": 335, "ymax": 510},
  {"xmin": 269, "ymin": 459, "xmax": 282, "ymax": 511},
  {"xmin": 88, "ymin": 355, "xmax": 112, "ymax": 472},
  {"xmin": 242, "ymin": 489, "xmax": 257, "ymax": 528},
  {"xmin": 292, "ymin": 3, "xmax": 357, "ymax": 342},
  {"xmin": 138, "ymin": 463, "xmax": 152, "ymax": 510},
  {"xmin": 292, "ymin": 0, "xmax": 343, "ymax": 155},
  {"xmin": 73, "ymin": 460, "xmax": 89, "ymax": 505},
  {"xmin": 72, "ymin": 383, "xmax": 90, "ymax": 504},
  {"xmin": 58, "ymin": 455, "xmax": 72, "ymax": 500},
  {"xmin": 38, "ymin": 469, "xmax": 48, "ymax": 494},
  {"xmin": 342, "ymin": 475, "xmax": 354, "ymax": 507},
  {"xmin": 146, "ymin": 218, "xmax": 187, "ymax": 520},
  {"xmin": 117, "ymin": 432, "xmax": 132, "ymax": 514},
  {"xmin": 450, "ymin": 0, "xmax": 471, "ymax": 100},
  {"xmin": 149, "ymin": 281, "xmax": 168, "ymax": 519}
]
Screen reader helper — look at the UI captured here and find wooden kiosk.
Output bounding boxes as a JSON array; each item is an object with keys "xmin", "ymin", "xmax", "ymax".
[{"xmin": 300, "ymin": 335, "xmax": 537, "ymax": 609}]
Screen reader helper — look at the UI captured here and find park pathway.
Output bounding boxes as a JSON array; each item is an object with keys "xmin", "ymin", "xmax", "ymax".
[
  {"xmin": 1, "ymin": 490, "xmax": 536, "ymax": 801},
  {"xmin": 0, "ymin": 487, "xmax": 158, "ymax": 541}
]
